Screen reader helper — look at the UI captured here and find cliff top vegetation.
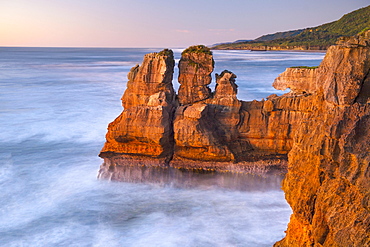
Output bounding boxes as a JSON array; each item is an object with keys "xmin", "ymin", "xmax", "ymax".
[
  {"xmin": 182, "ymin": 45, "xmax": 213, "ymax": 56},
  {"xmin": 157, "ymin": 49, "xmax": 174, "ymax": 57},
  {"xmin": 290, "ymin": 66, "xmax": 319, "ymax": 69}
]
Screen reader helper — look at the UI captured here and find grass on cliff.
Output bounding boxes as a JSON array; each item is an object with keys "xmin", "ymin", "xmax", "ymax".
[
  {"xmin": 182, "ymin": 45, "xmax": 213, "ymax": 55},
  {"xmin": 158, "ymin": 49, "xmax": 173, "ymax": 56},
  {"xmin": 290, "ymin": 66, "xmax": 319, "ymax": 69},
  {"xmin": 212, "ymin": 5, "xmax": 370, "ymax": 50}
]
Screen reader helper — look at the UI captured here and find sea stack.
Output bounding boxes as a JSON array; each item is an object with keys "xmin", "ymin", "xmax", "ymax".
[
  {"xmin": 177, "ymin": 45, "xmax": 214, "ymax": 105},
  {"xmin": 99, "ymin": 49, "xmax": 177, "ymax": 177},
  {"xmin": 99, "ymin": 45, "xmax": 300, "ymax": 176}
]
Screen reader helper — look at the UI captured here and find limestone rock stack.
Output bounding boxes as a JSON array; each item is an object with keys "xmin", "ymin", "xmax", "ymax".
[
  {"xmin": 238, "ymin": 94, "xmax": 316, "ymax": 153},
  {"xmin": 273, "ymin": 67, "xmax": 318, "ymax": 94},
  {"xmin": 121, "ymin": 49, "xmax": 176, "ymax": 110},
  {"xmin": 177, "ymin": 45, "xmax": 214, "ymax": 105},
  {"xmin": 99, "ymin": 49, "xmax": 177, "ymax": 169}
]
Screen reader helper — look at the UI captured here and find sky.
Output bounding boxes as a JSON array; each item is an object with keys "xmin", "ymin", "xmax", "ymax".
[{"xmin": 1, "ymin": 0, "xmax": 369, "ymax": 48}]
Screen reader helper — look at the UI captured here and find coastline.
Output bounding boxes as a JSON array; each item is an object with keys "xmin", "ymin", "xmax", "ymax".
[{"xmin": 212, "ymin": 48, "xmax": 327, "ymax": 53}]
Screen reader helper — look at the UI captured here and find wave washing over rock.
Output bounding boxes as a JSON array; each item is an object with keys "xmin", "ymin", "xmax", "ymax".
[{"xmin": 99, "ymin": 31, "xmax": 370, "ymax": 246}]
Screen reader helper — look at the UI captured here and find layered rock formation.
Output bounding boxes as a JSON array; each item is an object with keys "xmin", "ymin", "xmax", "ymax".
[
  {"xmin": 99, "ymin": 33, "xmax": 370, "ymax": 245},
  {"xmin": 238, "ymin": 94, "xmax": 316, "ymax": 154},
  {"xmin": 273, "ymin": 67, "xmax": 317, "ymax": 94},
  {"xmin": 275, "ymin": 31, "xmax": 370, "ymax": 247},
  {"xmin": 177, "ymin": 45, "xmax": 214, "ymax": 105},
  {"xmin": 99, "ymin": 45, "xmax": 298, "ymax": 175},
  {"xmin": 173, "ymin": 70, "xmax": 249, "ymax": 163},
  {"xmin": 99, "ymin": 49, "xmax": 177, "ymax": 168}
]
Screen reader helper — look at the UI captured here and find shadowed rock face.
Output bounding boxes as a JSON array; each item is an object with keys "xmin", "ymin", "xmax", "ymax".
[{"xmin": 274, "ymin": 30, "xmax": 370, "ymax": 247}]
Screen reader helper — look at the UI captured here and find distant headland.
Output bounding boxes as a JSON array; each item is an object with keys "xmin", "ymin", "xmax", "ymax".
[{"xmin": 212, "ymin": 5, "xmax": 370, "ymax": 51}]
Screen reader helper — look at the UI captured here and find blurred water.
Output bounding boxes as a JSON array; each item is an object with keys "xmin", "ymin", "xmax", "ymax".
[{"xmin": 0, "ymin": 47, "xmax": 324, "ymax": 246}]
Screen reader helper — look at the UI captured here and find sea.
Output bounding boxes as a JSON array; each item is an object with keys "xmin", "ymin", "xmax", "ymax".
[{"xmin": 0, "ymin": 47, "xmax": 325, "ymax": 247}]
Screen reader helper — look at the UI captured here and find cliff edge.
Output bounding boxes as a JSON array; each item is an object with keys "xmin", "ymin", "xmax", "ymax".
[{"xmin": 274, "ymin": 30, "xmax": 370, "ymax": 247}]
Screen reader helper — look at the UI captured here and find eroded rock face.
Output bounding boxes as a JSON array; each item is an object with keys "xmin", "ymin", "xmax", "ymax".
[
  {"xmin": 319, "ymin": 43, "xmax": 370, "ymax": 105},
  {"xmin": 273, "ymin": 67, "xmax": 318, "ymax": 94},
  {"xmin": 177, "ymin": 45, "xmax": 214, "ymax": 105},
  {"xmin": 275, "ymin": 30, "xmax": 370, "ymax": 247},
  {"xmin": 274, "ymin": 31, "xmax": 370, "ymax": 106},
  {"xmin": 121, "ymin": 49, "xmax": 176, "ymax": 109},
  {"xmin": 99, "ymin": 45, "xmax": 319, "ymax": 167},
  {"xmin": 100, "ymin": 45, "xmax": 301, "ymax": 172},
  {"xmin": 173, "ymin": 70, "xmax": 249, "ymax": 162},
  {"xmin": 173, "ymin": 103, "xmax": 236, "ymax": 162},
  {"xmin": 100, "ymin": 49, "xmax": 176, "ymax": 164},
  {"xmin": 239, "ymin": 94, "xmax": 317, "ymax": 153}
]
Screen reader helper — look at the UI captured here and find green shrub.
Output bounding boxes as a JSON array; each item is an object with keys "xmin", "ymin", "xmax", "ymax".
[
  {"xmin": 182, "ymin": 45, "xmax": 212, "ymax": 55},
  {"xmin": 290, "ymin": 66, "xmax": 319, "ymax": 69}
]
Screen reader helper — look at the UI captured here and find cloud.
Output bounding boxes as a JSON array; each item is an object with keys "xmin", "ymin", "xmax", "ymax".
[
  {"xmin": 208, "ymin": 29, "xmax": 235, "ymax": 32},
  {"xmin": 175, "ymin": 29, "xmax": 190, "ymax": 33}
]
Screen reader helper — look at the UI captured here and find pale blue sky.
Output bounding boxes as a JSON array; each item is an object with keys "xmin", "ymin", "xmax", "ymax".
[{"xmin": 1, "ymin": 0, "xmax": 369, "ymax": 47}]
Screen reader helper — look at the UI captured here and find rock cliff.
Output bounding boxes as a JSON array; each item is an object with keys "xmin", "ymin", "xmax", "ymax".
[
  {"xmin": 99, "ymin": 49, "xmax": 177, "ymax": 168},
  {"xmin": 99, "ymin": 33, "xmax": 370, "ymax": 246},
  {"xmin": 275, "ymin": 31, "xmax": 370, "ymax": 247},
  {"xmin": 238, "ymin": 94, "xmax": 316, "ymax": 154}
]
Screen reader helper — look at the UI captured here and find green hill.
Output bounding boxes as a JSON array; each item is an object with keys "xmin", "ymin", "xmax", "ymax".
[
  {"xmin": 212, "ymin": 5, "xmax": 370, "ymax": 50},
  {"xmin": 254, "ymin": 29, "xmax": 305, "ymax": 42}
]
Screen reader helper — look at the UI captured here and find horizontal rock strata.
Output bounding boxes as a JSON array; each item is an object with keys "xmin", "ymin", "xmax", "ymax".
[
  {"xmin": 100, "ymin": 49, "xmax": 176, "ymax": 164},
  {"xmin": 177, "ymin": 45, "xmax": 214, "ymax": 105},
  {"xmin": 99, "ymin": 45, "xmax": 302, "ymax": 174}
]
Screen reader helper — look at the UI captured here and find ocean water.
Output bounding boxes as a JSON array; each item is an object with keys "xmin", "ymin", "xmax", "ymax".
[{"xmin": 0, "ymin": 47, "xmax": 324, "ymax": 247}]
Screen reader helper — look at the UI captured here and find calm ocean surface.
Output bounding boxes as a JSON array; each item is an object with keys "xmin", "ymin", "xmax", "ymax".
[{"xmin": 0, "ymin": 47, "xmax": 324, "ymax": 247}]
